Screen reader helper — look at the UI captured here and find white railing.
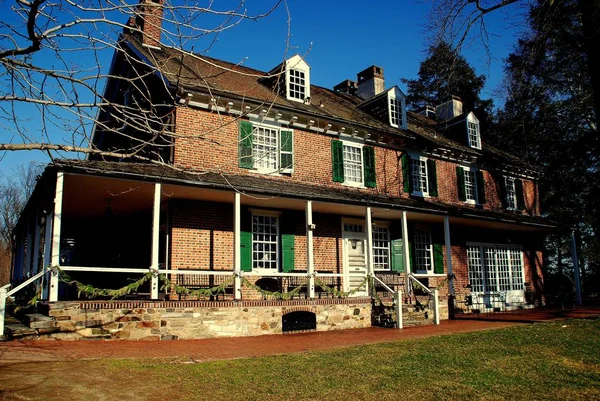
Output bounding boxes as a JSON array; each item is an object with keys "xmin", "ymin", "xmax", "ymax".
[
  {"xmin": 408, "ymin": 273, "xmax": 440, "ymax": 325},
  {"xmin": 0, "ymin": 270, "xmax": 46, "ymax": 337}
]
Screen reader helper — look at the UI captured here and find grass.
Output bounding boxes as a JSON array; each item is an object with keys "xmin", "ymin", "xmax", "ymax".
[{"xmin": 1, "ymin": 319, "xmax": 599, "ymax": 400}]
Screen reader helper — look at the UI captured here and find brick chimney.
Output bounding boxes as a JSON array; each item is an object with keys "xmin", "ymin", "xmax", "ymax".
[
  {"xmin": 127, "ymin": 0, "xmax": 164, "ymax": 48},
  {"xmin": 435, "ymin": 96, "xmax": 463, "ymax": 121},
  {"xmin": 333, "ymin": 79, "xmax": 358, "ymax": 95},
  {"xmin": 356, "ymin": 66, "xmax": 384, "ymax": 100}
]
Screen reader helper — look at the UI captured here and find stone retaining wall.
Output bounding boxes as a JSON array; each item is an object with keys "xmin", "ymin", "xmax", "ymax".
[{"xmin": 43, "ymin": 298, "xmax": 372, "ymax": 340}]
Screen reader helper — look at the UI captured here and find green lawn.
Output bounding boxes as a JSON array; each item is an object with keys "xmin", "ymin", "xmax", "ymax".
[{"xmin": 1, "ymin": 319, "xmax": 599, "ymax": 401}]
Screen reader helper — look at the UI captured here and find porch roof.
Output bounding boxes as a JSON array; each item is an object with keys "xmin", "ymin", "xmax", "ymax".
[{"xmin": 51, "ymin": 159, "xmax": 561, "ymax": 230}]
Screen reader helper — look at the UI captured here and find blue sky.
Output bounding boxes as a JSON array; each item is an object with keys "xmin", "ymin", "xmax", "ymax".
[{"xmin": 0, "ymin": 0, "xmax": 525, "ymax": 178}]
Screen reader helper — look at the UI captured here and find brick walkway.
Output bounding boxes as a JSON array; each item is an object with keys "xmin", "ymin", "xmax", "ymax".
[{"xmin": 1, "ymin": 307, "xmax": 598, "ymax": 365}]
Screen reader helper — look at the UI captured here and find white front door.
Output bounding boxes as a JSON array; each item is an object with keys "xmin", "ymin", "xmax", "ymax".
[{"xmin": 344, "ymin": 235, "xmax": 368, "ymax": 296}]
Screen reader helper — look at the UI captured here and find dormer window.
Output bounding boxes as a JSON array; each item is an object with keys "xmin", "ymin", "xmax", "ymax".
[
  {"xmin": 387, "ymin": 88, "xmax": 407, "ymax": 129},
  {"xmin": 289, "ymin": 69, "xmax": 306, "ymax": 101},
  {"xmin": 466, "ymin": 114, "xmax": 481, "ymax": 149},
  {"xmin": 283, "ymin": 55, "xmax": 310, "ymax": 103}
]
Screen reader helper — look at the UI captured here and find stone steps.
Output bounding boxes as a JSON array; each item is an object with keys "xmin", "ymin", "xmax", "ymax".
[
  {"xmin": 3, "ymin": 312, "xmax": 61, "ymax": 340},
  {"xmin": 372, "ymin": 302, "xmax": 435, "ymax": 328}
]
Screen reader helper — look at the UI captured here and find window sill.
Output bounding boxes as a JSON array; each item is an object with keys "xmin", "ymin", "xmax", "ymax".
[
  {"xmin": 249, "ymin": 169, "xmax": 292, "ymax": 177},
  {"xmin": 342, "ymin": 181, "xmax": 365, "ymax": 189},
  {"xmin": 410, "ymin": 192, "xmax": 429, "ymax": 198},
  {"xmin": 412, "ymin": 273, "xmax": 446, "ymax": 278}
]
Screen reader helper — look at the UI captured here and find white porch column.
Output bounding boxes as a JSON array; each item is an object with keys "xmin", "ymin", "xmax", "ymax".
[
  {"xmin": 150, "ymin": 183, "xmax": 161, "ymax": 300},
  {"xmin": 401, "ymin": 211, "xmax": 411, "ymax": 294},
  {"xmin": 41, "ymin": 212, "xmax": 53, "ymax": 300},
  {"xmin": 306, "ymin": 200, "xmax": 315, "ymax": 299},
  {"xmin": 49, "ymin": 172, "xmax": 64, "ymax": 302},
  {"xmin": 365, "ymin": 207, "xmax": 374, "ymax": 276},
  {"xmin": 0, "ymin": 286, "xmax": 6, "ymax": 338},
  {"xmin": 444, "ymin": 215, "xmax": 454, "ymax": 295},
  {"xmin": 233, "ymin": 192, "xmax": 242, "ymax": 300},
  {"xmin": 31, "ymin": 211, "xmax": 42, "ymax": 275},
  {"xmin": 571, "ymin": 230, "xmax": 582, "ymax": 306}
]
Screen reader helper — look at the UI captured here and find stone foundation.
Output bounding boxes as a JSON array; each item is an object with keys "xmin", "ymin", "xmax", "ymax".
[{"xmin": 42, "ymin": 298, "xmax": 372, "ymax": 340}]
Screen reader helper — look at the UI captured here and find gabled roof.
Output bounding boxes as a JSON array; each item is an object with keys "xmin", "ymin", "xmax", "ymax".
[{"xmin": 121, "ymin": 35, "xmax": 538, "ymax": 172}]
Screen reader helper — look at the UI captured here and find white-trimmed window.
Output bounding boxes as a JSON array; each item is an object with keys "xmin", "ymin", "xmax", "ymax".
[
  {"xmin": 253, "ymin": 125, "xmax": 278, "ymax": 171},
  {"xmin": 504, "ymin": 176, "xmax": 517, "ymax": 210},
  {"xmin": 464, "ymin": 168, "xmax": 477, "ymax": 203},
  {"xmin": 389, "ymin": 97, "xmax": 403, "ymax": 127},
  {"xmin": 467, "ymin": 243, "xmax": 524, "ymax": 293},
  {"xmin": 343, "ymin": 142, "xmax": 364, "ymax": 186},
  {"xmin": 373, "ymin": 226, "xmax": 390, "ymax": 270},
  {"xmin": 252, "ymin": 214, "xmax": 279, "ymax": 270},
  {"xmin": 413, "ymin": 227, "xmax": 433, "ymax": 273},
  {"xmin": 467, "ymin": 122, "xmax": 481, "ymax": 149},
  {"xmin": 288, "ymin": 69, "xmax": 306, "ymax": 101},
  {"xmin": 411, "ymin": 157, "xmax": 429, "ymax": 195}
]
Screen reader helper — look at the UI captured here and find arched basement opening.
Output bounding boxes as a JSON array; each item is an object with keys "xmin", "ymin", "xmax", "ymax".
[{"xmin": 282, "ymin": 311, "xmax": 317, "ymax": 333}]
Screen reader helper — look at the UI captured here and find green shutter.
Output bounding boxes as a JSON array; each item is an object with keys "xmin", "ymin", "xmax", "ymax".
[
  {"xmin": 239, "ymin": 121, "xmax": 253, "ymax": 169},
  {"xmin": 280, "ymin": 130, "xmax": 293, "ymax": 173},
  {"xmin": 433, "ymin": 243, "xmax": 444, "ymax": 274},
  {"xmin": 401, "ymin": 153, "xmax": 412, "ymax": 193},
  {"xmin": 363, "ymin": 146, "xmax": 376, "ymax": 187},
  {"xmin": 427, "ymin": 159, "xmax": 438, "ymax": 197},
  {"xmin": 331, "ymin": 139, "xmax": 344, "ymax": 182},
  {"xmin": 456, "ymin": 166, "xmax": 466, "ymax": 201},
  {"xmin": 240, "ymin": 231, "xmax": 252, "ymax": 272},
  {"xmin": 476, "ymin": 170, "xmax": 486, "ymax": 204},
  {"xmin": 391, "ymin": 239, "xmax": 404, "ymax": 273},
  {"xmin": 281, "ymin": 234, "xmax": 295, "ymax": 272},
  {"xmin": 515, "ymin": 179, "xmax": 525, "ymax": 211}
]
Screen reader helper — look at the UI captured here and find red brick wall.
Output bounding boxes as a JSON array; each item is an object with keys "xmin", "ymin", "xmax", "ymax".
[{"xmin": 173, "ymin": 106, "xmax": 540, "ymax": 216}]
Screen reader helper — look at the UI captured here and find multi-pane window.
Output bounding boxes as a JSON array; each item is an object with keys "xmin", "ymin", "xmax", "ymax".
[
  {"xmin": 411, "ymin": 158, "xmax": 428, "ymax": 194},
  {"xmin": 253, "ymin": 126, "xmax": 278, "ymax": 171},
  {"xmin": 373, "ymin": 226, "xmax": 390, "ymax": 270},
  {"xmin": 343, "ymin": 144, "xmax": 363, "ymax": 185},
  {"xmin": 389, "ymin": 97, "xmax": 403, "ymax": 127},
  {"xmin": 343, "ymin": 223, "xmax": 364, "ymax": 233},
  {"xmin": 289, "ymin": 69, "xmax": 306, "ymax": 100},
  {"xmin": 464, "ymin": 169, "xmax": 477, "ymax": 202},
  {"xmin": 504, "ymin": 176, "xmax": 517, "ymax": 210},
  {"xmin": 467, "ymin": 244, "xmax": 524, "ymax": 293},
  {"xmin": 467, "ymin": 121, "xmax": 481, "ymax": 149},
  {"xmin": 252, "ymin": 215, "xmax": 278, "ymax": 270},
  {"xmin": 413, "ymin": 228, "xmax": 433, "ymax": 273}
]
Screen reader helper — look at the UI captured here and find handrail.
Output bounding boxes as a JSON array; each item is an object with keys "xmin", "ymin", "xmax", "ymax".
[
  {"xmin": 372, "ymin": 275, "xmax": 395, "ymax": 294},
  {"xmin": 408, "ymin": 273, "xmax": 432, "ymax": 295},
  {"xmin": 6, "ymin": 270, "xmax": 45, "ymax": 297}
]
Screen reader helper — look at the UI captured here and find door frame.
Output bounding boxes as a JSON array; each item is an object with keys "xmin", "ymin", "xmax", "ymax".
[{"xmin": 341, "ymin": 218, "xmax": 368, "ymax": 295}]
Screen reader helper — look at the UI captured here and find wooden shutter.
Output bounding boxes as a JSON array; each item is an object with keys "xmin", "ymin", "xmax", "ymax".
[
  {"xmin": 240, "ymin": 231, "xmax": 252, "ymax": 272},
  {"xmin": 432, "ymin": 228, "xmax": 444, "ymax": 274},
  {"xmin": 280, "ymin": 130, "xmax": 293, "ymax": 173},
  {"xmin": 391, "ymin": 239, "xmax": 404, "ymax": 273},
  {"xmin": 239, "ymin": 121, "xmax": 253, "ymax": 169},
  {"xmin": 515, "ymin": 179, "xmax": 525, "ymax": 211},
  {"xmin": 331, "ymin": 139, "xmax": 344, "ymax": 182},
  {"xmin": 401, "ymin": 153, "xmax": 412, "ymax": 193},
  {"xmin": 476, "ymin": 170, "xmax": 486, "ymax": 204},
  {"xmin": 363, "ymin": 146, "xmax": 376, "ymax": 188},
  {"xmin": 281, "ymin": 234, "xmax": 295, "ymax": 272},
  {"xmin": 456, "ymin": 166, "xmax": 466, "ymax": 201},
  {"xmin": 427, "ymin": 159, "xmax": 438, "ymax": 197}
]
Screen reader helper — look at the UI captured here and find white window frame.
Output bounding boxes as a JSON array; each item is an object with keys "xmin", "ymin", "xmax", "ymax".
[
  {"xmin": 250, "ymin": 120, "xmax": 294, "ymax": 175},
  {"xmin": 341, "ymin": 139, "xmax": 365, "ymax": 188},
  {"xmin": 413, "ymin": 226, "xmax": 434, "ymax": 274},
  {"xmin": 372, "ymin": 222, "xmax": 391, "ymax": 271},
  {"xmin": 504, "ymin": 176, "xmax": 517, "ymax": 210},
  {"xmin": 466, "ymin": 242, "xmax": 525, "ymax": 294},
  {"xmin": 460, "ymin": 165, "xmax": 479, "ymax": 205},
  {"xmin": 284, "ymin": 56, "xmax": 311, "ymax": 103},
  {"xmin": 410, "ymin": 154, "xmax": 429, "ymax": 197},
  {"xmin": 466, "ymin": 113, "xmax": 481, "ymax": 149},
  {"xmin": 387, "ymin": 89, "xmax": 407, "ymax": 129},
  {"xmin": 251, "ymin": 211, "xmax": 280, "ymax": 272}
]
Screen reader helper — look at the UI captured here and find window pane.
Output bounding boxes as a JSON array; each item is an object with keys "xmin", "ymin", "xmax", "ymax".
[
  {"xmin": 504, "ymin": 176, "xmax": 517, "ymax": 209},
  {"xmin": 253, "ymin": 126, "xmax": 278, "ymax": 170},
  {"xmin": 289, "ymin": 69, "xmax": 306, "ymax": 100},
  {"xmin": 467, "ymin": 245, "xmax": 484, "ymax": 292},
  {"xmin": 389, "ymin": 97, "xmax": 403, "ymax": 127},
  {"xmin": 372, "ymin": 226, "xmax": 390, "ymax": 270},
  {"xmin": 467, "ymin": 244, "xmax": 525, "ymax": 294},
  {"xmin": 414, "ymin": 228, "xmax": 432, "ymax": 272},
  {"xmin": 252, "ymin": 215, "xmax": 278, "ymax": 270},
  {"xmin": 468, "ymin": 122, "xmax": 480, "ymax": 148},
  {"xmin": 343, "ymin": 144, "xmax": 363, "ymax": 184},
  {"xmin": 411, "ymin": 159, "xmax": 428, "ymax": 193},
  {"xmin": 464, "ymin": 169, "xmax": 477, "ymax": 202}
]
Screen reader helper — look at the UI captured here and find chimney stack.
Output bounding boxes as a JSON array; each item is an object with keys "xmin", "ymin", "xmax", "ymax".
[
  {"xmin": 418, "ymin": 105, "xmax": 437, "ymax": 119},
  {"xmin": 356, "ymin": 65, "xmax": 384, "ymax": 100},
  {"xmin": 127, "ymin": 0, "xmax": 164, "ymax": 48},
  {"xmin": 435, "ymin": 95, "xmax": 463, "ymax": 121},
  {"xmin": 333, "ymin": 79, "xmax": 358, "ymax": 95}
]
